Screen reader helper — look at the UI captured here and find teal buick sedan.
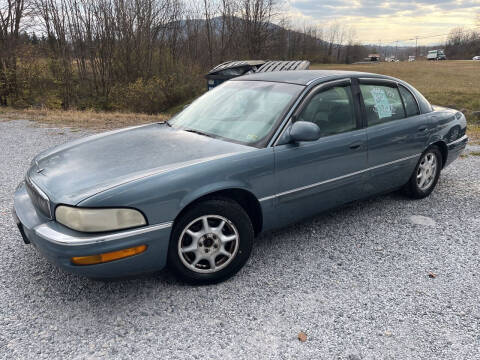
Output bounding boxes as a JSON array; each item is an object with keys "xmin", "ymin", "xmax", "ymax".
[{"xmin": 13, "ymin": 70, "xmax": 468, "ymax": 284}]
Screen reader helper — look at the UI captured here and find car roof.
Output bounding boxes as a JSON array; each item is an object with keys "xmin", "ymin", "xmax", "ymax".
[{"xmin": 233, "ymin": 70, "xmax": 391, "ymax": 86}]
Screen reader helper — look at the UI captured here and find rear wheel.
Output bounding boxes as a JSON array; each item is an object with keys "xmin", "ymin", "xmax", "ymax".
[
  {"xmin": 403, "ymin": 146, "xmax": 442, "ymax": 199},
  {"xmin": 168, "ymin": 198, "xmax": 254, "ymax": 284}
]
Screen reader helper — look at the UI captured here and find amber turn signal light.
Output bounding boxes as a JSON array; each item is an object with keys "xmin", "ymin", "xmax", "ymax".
[{"xmin": 71, "ymin": 244, "xmax": 147, "ymax": 266}]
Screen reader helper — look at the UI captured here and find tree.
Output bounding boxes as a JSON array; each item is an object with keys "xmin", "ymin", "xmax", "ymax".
[
  {"xmin": 0, "ymin": 0, "xmax": 28, "ymax": 105},
  {"xmin": 240, "ymin": 0, "xmax": 276, "ymax": 58}
]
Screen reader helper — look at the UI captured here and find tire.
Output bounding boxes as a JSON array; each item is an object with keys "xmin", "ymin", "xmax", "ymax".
[
  {"xmin": 403, "ymin": 146, "xmax": 443, "ymax": 199},
  {"xmin": 167, "ymin": 198, "xmax": 254, "ymax": 284}
]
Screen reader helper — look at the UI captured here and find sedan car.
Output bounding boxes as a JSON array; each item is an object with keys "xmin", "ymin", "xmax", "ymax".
[
  {"xmin": 13, "ymin": 70, "xmax": 468, "ymax": 284},
  {"xmin": 473, "ymin": 56, "xmax": 480, "ymax": 61}
]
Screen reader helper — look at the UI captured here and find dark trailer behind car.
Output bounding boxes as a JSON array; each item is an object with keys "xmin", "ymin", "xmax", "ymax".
[{"xmin": 205, "ymin": 60, "xmax": 310, "ymax": 90}]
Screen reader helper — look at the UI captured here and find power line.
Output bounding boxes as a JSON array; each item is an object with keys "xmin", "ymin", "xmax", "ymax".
[{"xmin": 360, "ymin": 25, "xmax": 480, "ymax": 46}]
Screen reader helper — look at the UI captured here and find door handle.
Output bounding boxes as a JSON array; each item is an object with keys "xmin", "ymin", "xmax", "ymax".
[
  {"xmin": 349, "ymin": 142, "xmax": 363, "ymax": 150},
  {"xmin": 417, "ymin": 126, "xmax": 428, "ymax": 132}
]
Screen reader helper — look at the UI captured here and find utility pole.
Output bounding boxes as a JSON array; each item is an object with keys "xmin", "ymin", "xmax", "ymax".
[
  {"xmin": 415, "ymin": 36, "xmax": 419, "ymax": 57},
  {"xmin": 395, "ymin": 40, "xmax": 398, "ymax": 59}
]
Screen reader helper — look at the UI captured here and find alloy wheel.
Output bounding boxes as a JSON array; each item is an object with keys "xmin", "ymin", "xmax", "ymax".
[
  {"xmin": 416, "ymin": 152, "xmax": 438, "ymax": 191},
  {"xmin": 177, "ymin": 215, "xmax": 240, "ymax": 273}
]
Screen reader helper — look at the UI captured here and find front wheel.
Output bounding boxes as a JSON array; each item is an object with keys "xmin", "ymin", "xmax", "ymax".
[
  {"xmin": 167, "ymin": 198, "xmax": 254, "ymax": 284},
  {"xmin": 403, "ymin": 146, "xmax": 442, "ymax": 199}
]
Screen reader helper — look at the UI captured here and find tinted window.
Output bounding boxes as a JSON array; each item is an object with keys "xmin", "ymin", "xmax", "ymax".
[
  {"xmin": 360, "ymin": 84, "xmax": 406, "ymax": 126},
  {"xmin": 399, "ymin": 86, "xmax": 420, "ymax": 117},
  {"xmin": 298, "ymin": 85, "xmax": 356, "ymax": 137}
]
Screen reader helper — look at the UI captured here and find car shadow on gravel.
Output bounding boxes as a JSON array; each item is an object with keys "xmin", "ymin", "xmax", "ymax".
[{"xmin": 13, "ymin": 190, "xmax": 410, "ymax": 300}]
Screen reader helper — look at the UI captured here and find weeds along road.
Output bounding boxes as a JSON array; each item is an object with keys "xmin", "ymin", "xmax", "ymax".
[{"xmin": 1, "ymin": 120, "xmax": 480, "ymax": 360}]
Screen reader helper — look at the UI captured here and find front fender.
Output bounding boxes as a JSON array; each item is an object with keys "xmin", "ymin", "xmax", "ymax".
[
  {"xmin": 77, "ymin": 148, "xmax": 275, "ymax": 226},
  {"xmin": 179, "ymin": 181, "xmax": 254, "ymax": 210}
]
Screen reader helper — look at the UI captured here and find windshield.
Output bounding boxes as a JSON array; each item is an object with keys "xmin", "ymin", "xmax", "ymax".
[{"xmin": 169, "ymin": 80, "xmax": 303, "ymax": 146}]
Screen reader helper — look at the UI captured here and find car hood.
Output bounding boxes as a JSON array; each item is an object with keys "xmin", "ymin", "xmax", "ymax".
[{"xmin": 28, "ymin": 123, "xmax": 252, "ymax": 205}]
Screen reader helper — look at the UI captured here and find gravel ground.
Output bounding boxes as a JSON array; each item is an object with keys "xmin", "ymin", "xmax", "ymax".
[{"xmin": 1, "ymin": 120, "xmax": 480, "ymax": 360}]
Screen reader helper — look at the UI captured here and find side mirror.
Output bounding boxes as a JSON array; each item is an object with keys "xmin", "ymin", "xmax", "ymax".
[{"xmin": 288, "ymin": 121, "xmax": 321, "ymax": 143}]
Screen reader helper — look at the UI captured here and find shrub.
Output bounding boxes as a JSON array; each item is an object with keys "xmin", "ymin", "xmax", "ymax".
[{"xmin": 110, "ymin": 69, "xmax": 203, "ymax": 114}]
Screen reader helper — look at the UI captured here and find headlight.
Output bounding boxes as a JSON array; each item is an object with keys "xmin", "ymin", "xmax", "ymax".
[{"xmin": 55, "ymin": 206, "xmax": 147, "ymax": 232}]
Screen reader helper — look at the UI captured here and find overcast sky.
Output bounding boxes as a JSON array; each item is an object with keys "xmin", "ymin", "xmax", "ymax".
[{"xmin": 284, "ymin": 0, "xmax": 480, "ymax": 46}]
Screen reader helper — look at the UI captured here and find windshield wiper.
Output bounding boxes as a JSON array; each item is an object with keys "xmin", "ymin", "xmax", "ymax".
[
  {"xmin": 184, "ymin": 128, "xmax": 213, "ymax": 138},
  {"xmin": 164, "ymin": 120, "xmax": 172, "ymax": 127}
]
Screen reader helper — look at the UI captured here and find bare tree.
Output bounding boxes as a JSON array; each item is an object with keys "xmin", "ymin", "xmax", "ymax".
[
  {"xmin": 2, "ymin": 0, "xmax": 373, "ymax": 112},
  {"xmin": 202, "ymin": 0, "xmax": 214, "ymax": 65},
  {"xmin": 241, "ymin": 0, "xmax": 276, "ymax": 58},
  {"xmin": 0, "ymin": 0, "xmax": 28, "ymax": 105}
]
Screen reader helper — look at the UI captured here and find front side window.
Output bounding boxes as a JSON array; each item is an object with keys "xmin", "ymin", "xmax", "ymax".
[
  {"xmin": 298, "ymin": 85, "xmax": 357, "ymax": 137},
  {"xmin": 169, "ymin": 80, "xmax": 303, "ymax": 146},
  {"xmin": 399, "ymin": 85, "xmax": 420, "ymax": 117},
  {"xmin": 360, "ymin": 84, "xmax": 406, "ymax": 126}
]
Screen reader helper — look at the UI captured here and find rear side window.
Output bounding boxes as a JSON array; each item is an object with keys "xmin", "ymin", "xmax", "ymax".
[
  {"xmin": 399, "ymin": 86, "xmax": 420, "ymax": 117},
  {"xmin": 298, "ymin": 85, "xmax": 357, "ymax": 137},
  {"xmin": 360, "ymin": 84, "xmax": 406, "ymax": 126}
]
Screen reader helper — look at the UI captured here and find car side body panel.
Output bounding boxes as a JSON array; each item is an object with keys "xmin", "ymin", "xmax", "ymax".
[
  {"xmin": 363, "ymin": 113, "xmax": 432, "ymax": 194},
  {"xmin": 272, "ymin": 129, "xmax": 368, "ymax": 227}
]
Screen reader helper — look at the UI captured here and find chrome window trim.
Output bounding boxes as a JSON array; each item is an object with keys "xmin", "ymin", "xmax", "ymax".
[
  {"xmin": 34, "ymin": 221, "xmax": 173, "ymax": 246},
  {"xmin": 259, "ymin": 153, "xmax": 420, "ymax": 202}
]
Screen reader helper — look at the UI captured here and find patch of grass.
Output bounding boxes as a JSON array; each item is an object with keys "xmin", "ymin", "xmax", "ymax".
[
  {"xmin": 467, "ymin": 124, "xmax": 480, "ymax": 142},
  {"xmin": 0, "ymin": 107, "xmax": 168, "ymax": 130},
  {"xmin": 470, "ymin": 151, "xmax": 480, "ymax": 156}
]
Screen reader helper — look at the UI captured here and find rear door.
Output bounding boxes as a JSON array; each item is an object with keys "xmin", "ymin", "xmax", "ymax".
[
  {"xmin": 358, "ymin": 79, "xmax": 430, "ymax": 194},
  {"xmin": 272, "ymin": 79, "xmax": 368, "ymax": 226}
]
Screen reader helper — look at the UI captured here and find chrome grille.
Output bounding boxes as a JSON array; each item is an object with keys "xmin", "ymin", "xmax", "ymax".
[{"xmin": 25, "ymin": 177, "xmax": 52, "ymax": 219}]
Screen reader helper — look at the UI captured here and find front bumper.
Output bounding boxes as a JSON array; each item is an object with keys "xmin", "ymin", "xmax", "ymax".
[{"xmin": 13, "ymin": 182, "xmax": 173, "ymax": 278}]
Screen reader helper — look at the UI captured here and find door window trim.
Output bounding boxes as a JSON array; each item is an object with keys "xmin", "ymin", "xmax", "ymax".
[
  {"xmin": 272, "ymin": 78, "xmax": 361, "ymax": 146},
  {"xmin": 293, "ymin": 78, "xmax": 353, "ymax": 119},
  {"xmin": 357, "ymin": 79, "xmax": 411, "ymax": 127},
  {"xmin": 358, "ymin": 78, "xmax": 422, "ymax": 123}
]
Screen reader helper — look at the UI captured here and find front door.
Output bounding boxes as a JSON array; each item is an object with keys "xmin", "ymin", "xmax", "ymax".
[{"xmin": 273, "ymin": 80, "xmax": 368, "ymax": 226}]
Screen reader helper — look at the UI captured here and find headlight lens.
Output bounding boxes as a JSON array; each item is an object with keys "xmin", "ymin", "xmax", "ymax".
[{"xmin": 55, "ymin": 206, "xmax": 147, "ymax": 232}]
